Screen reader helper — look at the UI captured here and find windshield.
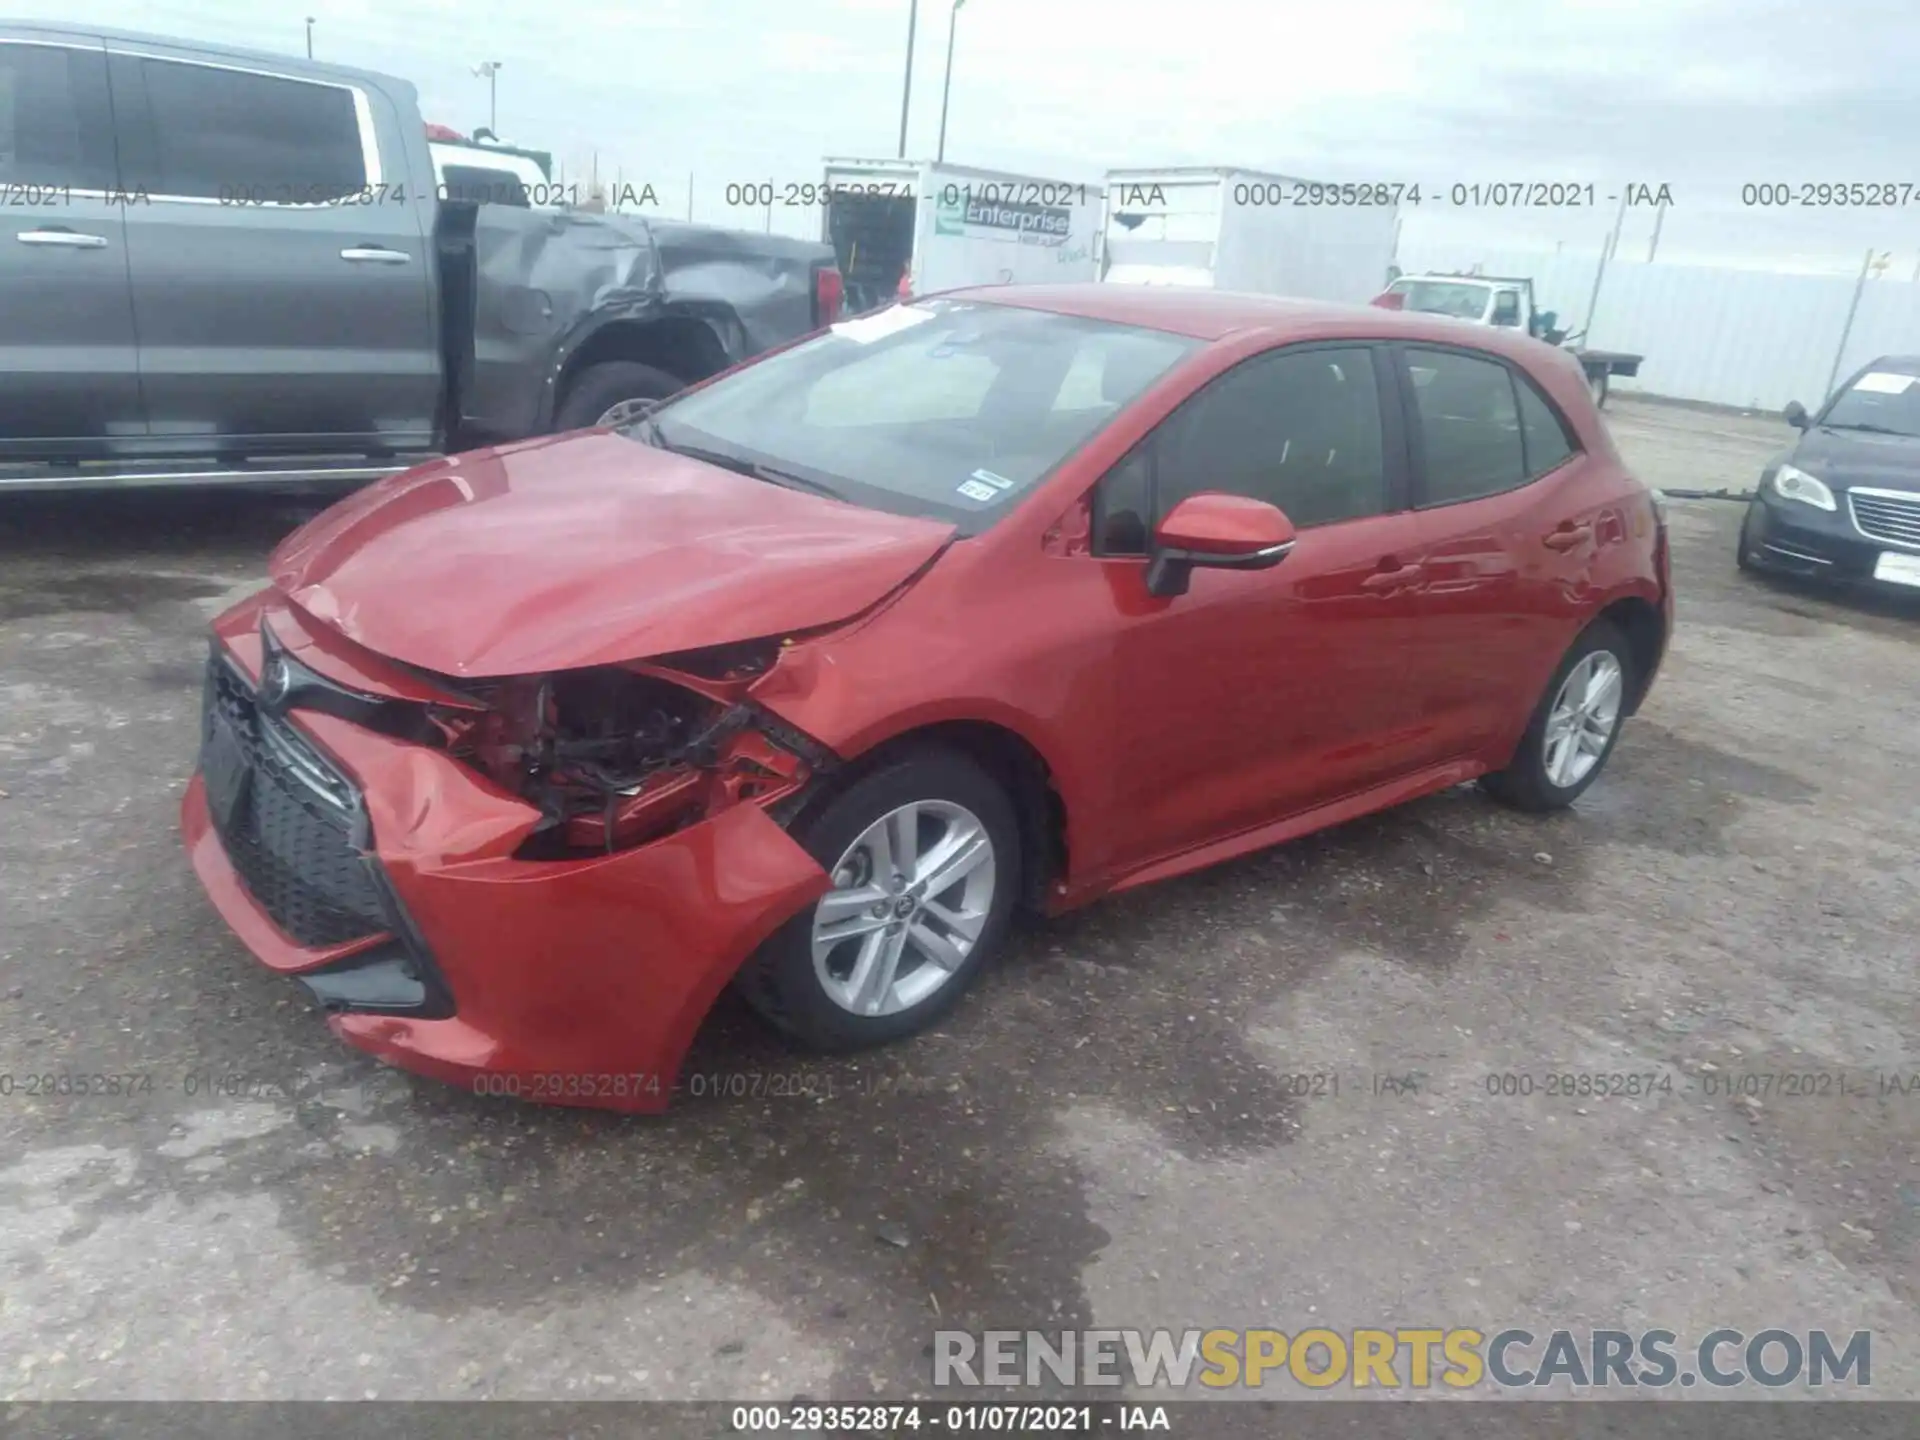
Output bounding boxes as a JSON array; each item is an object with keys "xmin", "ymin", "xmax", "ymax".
[
  {"xmin": 1820, "ymin": 367, "xmax": 1920, "ymax": 438},
  {"xmin": 640, "ymin": 299, "xmax": 1201, "ymax": 531},
  {"xmin": 1388, "ymin": 280, "xmax": 1492, "ymax": 321}
]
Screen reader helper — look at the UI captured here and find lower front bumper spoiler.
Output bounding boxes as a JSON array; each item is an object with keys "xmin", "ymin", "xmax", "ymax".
[{"xmin": 182, "ymin": 713, "xmax": 833, "ymax": 1112}]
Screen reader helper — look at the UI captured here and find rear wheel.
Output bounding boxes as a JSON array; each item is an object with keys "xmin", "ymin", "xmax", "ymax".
[
  {"xmin": 736, "ymin": 750, "xmax": 1021, "ymax": 1050},
  {"xmin": 1481, "ymin": 622, "xmax": 1631, "ymax": 812},
  {"xmin": 551, "ymin": 361, "xmax": 685, "ymax": 433}
]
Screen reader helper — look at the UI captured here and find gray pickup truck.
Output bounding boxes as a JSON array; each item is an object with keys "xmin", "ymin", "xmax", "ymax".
[{"xmin": 0, "ymin": 22, "xmax": 843, "ymax": 490}]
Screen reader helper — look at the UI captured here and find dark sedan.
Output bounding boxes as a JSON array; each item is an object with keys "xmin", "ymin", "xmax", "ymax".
[{"xmin": 1739, "ymin": 356, "xmax": 1920, "ymax": 591}]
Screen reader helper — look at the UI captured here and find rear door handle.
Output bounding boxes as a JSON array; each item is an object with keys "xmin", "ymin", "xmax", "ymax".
[
  {"xmin": 1543, "ymin": 524, "xmax": 1594, "ymax": 551},
  {"xmin": 1361, "ymin": 560, "xmax": 1425, "ymax": 591},
  {"xmin": 17, "ymin": 228, "xmax": 109, "ymax": 249},
  {"xmin": 339, "ymin": 246, "xmax": 411, "ymax": 264}
]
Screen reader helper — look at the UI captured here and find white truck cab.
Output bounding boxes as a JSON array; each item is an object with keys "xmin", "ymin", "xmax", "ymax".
[{"xmin": 1382, "ymin": 274, "xmax": 1537, "ymax": 332}]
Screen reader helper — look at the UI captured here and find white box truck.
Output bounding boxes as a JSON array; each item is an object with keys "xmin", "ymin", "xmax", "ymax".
[
  {"xmin": 820, "ymin": 158, "xmax": 1102, "ymax": 312},
  {"xmin": 1101, "ymin": 166, "xmax": 1399, "ymax": 304}
]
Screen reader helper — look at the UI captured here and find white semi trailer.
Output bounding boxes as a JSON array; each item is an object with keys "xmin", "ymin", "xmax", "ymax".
[{"xmin": 1101, "ymin": 166, "xmax": 1399, "ymax": 303}]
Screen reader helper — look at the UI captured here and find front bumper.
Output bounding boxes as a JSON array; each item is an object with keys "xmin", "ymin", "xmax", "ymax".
[
  {"xmin": 181, "ymin": 646, "xmax": 832, "ymax": 1112},
  {"xmin": 1741, "ymin": 488, "xmax": 1920, "ymax": 588}
]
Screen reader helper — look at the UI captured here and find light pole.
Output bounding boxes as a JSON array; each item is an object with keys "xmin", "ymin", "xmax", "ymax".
[
  {"xmin": 936, "ymin": 0, "xmax": 966, "ymax": 163},
  {"xmin": 305, "ymin": 16, "xmax": 314, "ymax": 57},
  {"xmin": 896, "ymin": 0, "xmax": 918, "ymax": 159},
  {"xmin": 472, "ymin": 61, "xmax": 502, "ymax": 133}
]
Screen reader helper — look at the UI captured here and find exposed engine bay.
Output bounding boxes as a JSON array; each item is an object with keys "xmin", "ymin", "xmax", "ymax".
[{"xmin": 432, "ymin": 646, "xmax": 827, "ymax": 857}]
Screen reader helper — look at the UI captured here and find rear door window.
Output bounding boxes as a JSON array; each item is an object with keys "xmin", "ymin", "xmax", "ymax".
[
  {"xmin": 1515, "ymin": 374, "xmax": 1578, "ymax": 476},
  {"xmin": 1405, "ymin": 346, "xmax": 1527, "ymax": 505},
  {"xmin": 439, "ymin": 162, "xmax": 531, "ymax": 207}
]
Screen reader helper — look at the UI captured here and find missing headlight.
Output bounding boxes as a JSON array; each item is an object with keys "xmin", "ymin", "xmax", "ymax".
[{"xmin": 447, "ymin": 664, "xmax": 822, "ymax": 859}]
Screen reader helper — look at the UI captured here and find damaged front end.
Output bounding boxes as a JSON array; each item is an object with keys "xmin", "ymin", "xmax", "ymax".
[
  {"xmin": 183, "ymin": 604, "xmax": 845, "ymax": 1111},
  {"xmin": 437, "ymin": 639, "xmax": 835, "ymax": 858}
]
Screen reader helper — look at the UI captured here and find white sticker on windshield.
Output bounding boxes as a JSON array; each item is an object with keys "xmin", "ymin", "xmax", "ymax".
[
  {"xmin": 971, "ymin": 468, "xmax": 1015, "ymax": 491},
  {"xmin": 956, "ymin": 479, "xmax": 999, "ymax": 503},
  {"xmin": 830, "ymin": 304, "xmax": 938, "ymax": 345},
  {"xmin": 1853, "ymin": 371, "xmax": 1917, "ymax": 394}
]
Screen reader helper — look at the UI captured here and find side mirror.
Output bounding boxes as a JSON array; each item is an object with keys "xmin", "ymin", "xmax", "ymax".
[
  {"xmin": 1144, "ymin": 493, "xmax": 1297, "ymax": 598},
  {"xmin": 1784, "ymin": 401, "xmax": 1809, "ymax": 429}
]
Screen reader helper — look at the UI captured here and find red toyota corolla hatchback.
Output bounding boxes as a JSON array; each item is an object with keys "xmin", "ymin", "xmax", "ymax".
[{"xmin": 182, "ymin": 285, "xmax": 1671, "ymax": 1109}]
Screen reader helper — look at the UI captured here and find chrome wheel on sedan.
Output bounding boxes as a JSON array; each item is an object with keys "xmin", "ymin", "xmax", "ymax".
[
  {"xmin": 811, "ymin": 800, "xmax": 996, "ymax": 1017},
  {"xmin": 1542, "ymin": 650, "xmax": 1624, "ymax": 789}
]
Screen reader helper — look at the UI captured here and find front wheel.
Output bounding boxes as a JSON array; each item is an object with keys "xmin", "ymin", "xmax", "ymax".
[
  {"xmin": 550, "ymin": 360, "xmax": 685, "ymax": 433},
  {"xmin": 1736, "ymin": 501, "xmax": 1763, "ymax": 573},
  {"xmin": 735, "ymin": 750, "xmax": 1022, "ymax": 1050},
  {"xmin": 1481, "ymin": 622, "xmax": 1632, "ymax": 812}
]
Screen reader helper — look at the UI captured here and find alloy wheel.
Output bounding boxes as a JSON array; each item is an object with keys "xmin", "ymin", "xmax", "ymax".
[
  {"xmin": 810, "ymin": 800, "xmax": 996, "ymax": 1017},
  {"xmin": 1543, "ymin": 650, "xmax": 1624, "ymax": 788}
]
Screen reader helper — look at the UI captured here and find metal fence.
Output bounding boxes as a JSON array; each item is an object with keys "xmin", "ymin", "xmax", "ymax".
[{"xmin": 1393, "ymin": 239, "xmax": 1920, "ymax": 413}]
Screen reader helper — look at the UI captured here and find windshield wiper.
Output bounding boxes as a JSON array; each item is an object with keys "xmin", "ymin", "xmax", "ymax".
[
  {"xmin": 642, "ymin": 424, "xmax": 845, "ymax": 501},
  {"xmin": 1822, "ymin": 421, "xmax": 1915, "ymax": 437}
]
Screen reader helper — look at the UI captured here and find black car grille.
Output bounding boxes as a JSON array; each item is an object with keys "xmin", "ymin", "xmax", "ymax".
[
  {"xmin": 201, "ymin": 654, "xmax": 389, "ymax": 948},
  {"xmin": 1848, "ymin": 489, "xmax": 1920, "ymax": 551}
]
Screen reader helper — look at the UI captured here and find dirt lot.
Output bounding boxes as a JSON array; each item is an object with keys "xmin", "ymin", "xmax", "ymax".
[{"xmin": 1, "ymin": 397, "xmax": 1917, "ymax": 1408}]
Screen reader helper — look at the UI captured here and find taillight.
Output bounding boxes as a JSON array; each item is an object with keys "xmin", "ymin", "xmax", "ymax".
[
  {"xmin": 1370, "ymin": 289, "xmax": 1406, "ymax": 310},
  {"xmin": 813, "ymin": 266, "xmax": 844, "ymax": 326}
]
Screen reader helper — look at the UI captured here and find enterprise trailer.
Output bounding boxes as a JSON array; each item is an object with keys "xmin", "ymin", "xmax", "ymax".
[
  {"xmin": 821, "ymin": 158, "xmax": 1102, "ymax": 313},
  {"xmin": 1101, "ymin": 166, "xmax": 1399, "ymax": 304}
]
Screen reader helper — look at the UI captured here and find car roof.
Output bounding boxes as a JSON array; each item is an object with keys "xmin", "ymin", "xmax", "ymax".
[
  {"xmin": 1, "ymin": 20, "xmax": 408, "ymax": 91},
  {"xmin": 943, "ymin": 282, "xmax": 1557, "ymax": 360},
  {"xmin": 1863, "ymin": 355, "xmax": 1920, "ymax": 375}
]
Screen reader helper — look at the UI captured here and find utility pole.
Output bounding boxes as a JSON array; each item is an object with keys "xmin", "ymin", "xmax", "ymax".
[
  {"xmin": 896, "ymin": 0, "xmax": 919, "ymax": 159},
  {"xmin": 1646, "ymin": 197, "xmax": 1667, "ymax": 263},
  {"xmin": 1581, "ymin": 190, "xmax": 1630, "ymax": 338},
  {"xmin": 305, "ymin": 16, "xmax": 314, "ymax": 57},
  {"xmin": 472, "ymin": 61, "xmax": 502, "ymax": 133},
  {"xmin": 936, "ymin": 0, "xmax": 967, "ymax": 163},
  {"xmin": 1826, "ymin": 248, "xmax": 1876, "ymax": 398}
]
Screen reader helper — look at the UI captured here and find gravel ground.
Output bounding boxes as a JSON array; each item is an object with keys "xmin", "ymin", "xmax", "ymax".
[{"xmin": 1, "ymin": 396, "xmax": 1916, "ymax": 1408}]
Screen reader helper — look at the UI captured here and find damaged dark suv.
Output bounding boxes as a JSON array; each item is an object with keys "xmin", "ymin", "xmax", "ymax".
[{"xmin": 0, "ymin": 21, "xmax": 842, "ymax": 489}]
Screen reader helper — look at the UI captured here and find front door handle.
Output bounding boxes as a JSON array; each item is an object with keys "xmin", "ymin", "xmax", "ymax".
[
  {"xmin": 339, "ymin": 246, "xmax": 411, "ymax": 264},
  {"xmin": 1361, "ymin": 559, "xmax": 1425, "ymax": 591},
  {"xmin": 17, "ymin": 228, "xmax": 109, "ymax": 249},
  {"xmin": 1543, "ymin": 524, "xmax": 1594, "ymax": 552}
]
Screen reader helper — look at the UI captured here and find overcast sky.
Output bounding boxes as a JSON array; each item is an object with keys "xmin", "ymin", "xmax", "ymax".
[{"xmin": 50, "ymin": 0, "xmax": 1920, "ymax": 274}]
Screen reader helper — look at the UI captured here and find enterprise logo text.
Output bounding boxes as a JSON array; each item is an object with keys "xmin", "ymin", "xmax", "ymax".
[{"xmin": 934, "ymin": 1327, "xmax": 1871, "ymax": 1391}]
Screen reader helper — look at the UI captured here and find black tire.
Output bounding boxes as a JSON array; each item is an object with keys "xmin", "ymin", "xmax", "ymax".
[
  {"xmin": 735, "ymin": 749, "xmax": 1022, "ymax": 1051},
  {"xmin": 1736, "ymin": 501, "xmax": 1762, "ymax": 573},
  {"xmin": 551, "ymin": 360, "xmax": 685, "ymax": 433},
  {"xmin": 1480, "ymin": 621, "xmax": 1632, "ymax": 812}
]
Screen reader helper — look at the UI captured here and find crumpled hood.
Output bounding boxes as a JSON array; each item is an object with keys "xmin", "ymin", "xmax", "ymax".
[{"xmin": 268, "ymin": 431, "xmax": 955, "ymax": 678}]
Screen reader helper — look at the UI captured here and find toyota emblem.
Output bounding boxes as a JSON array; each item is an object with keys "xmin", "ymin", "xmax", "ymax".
[{"xmin": 260, "ymin": 658, "xmax": 291, "ymax": 707}]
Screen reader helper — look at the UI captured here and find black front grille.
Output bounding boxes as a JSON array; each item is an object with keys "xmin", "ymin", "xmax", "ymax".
[{"xmin": 202, "ymin": 654, "xmax": 388, "ymax": 948}]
